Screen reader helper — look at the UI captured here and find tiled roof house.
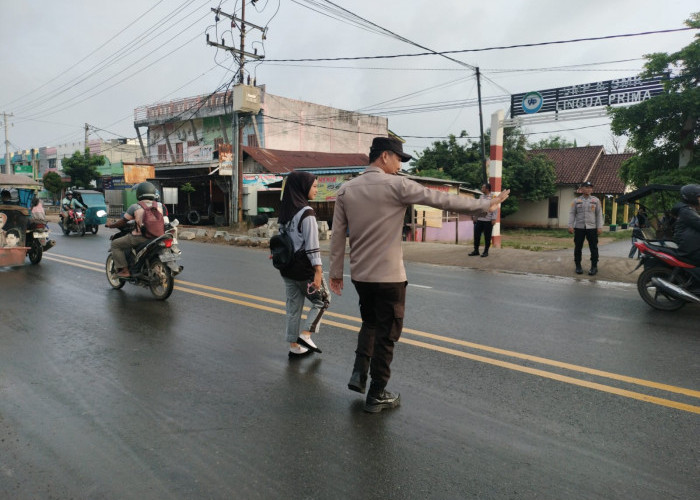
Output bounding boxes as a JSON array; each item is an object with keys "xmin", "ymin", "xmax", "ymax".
[{"xmin": 504, "ymin": 146, "xmax": 633, "ymax": 228}]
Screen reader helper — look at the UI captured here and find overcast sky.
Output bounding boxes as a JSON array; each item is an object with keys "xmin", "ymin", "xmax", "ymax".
[{"xmin": 1, "ymin": 0, "xmax": 697, "ymax": 159}]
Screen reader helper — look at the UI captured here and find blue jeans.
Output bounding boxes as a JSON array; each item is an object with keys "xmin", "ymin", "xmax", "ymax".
[{"xmin": 283, "ymin": 276, "xmax": 330, "ymax": 343}]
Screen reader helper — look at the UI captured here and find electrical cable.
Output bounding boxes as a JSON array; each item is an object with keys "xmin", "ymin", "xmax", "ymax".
[
  {"xmin": 262, "ymin": 27, "xmax": 695, "ymax": 62},
  {"xmin": 9, "ymin": 0, "xmax": 204, "ymax": 114},
  {"xmin": 0, "ymin": 0, "xmax": 167, "ymax": 109}
]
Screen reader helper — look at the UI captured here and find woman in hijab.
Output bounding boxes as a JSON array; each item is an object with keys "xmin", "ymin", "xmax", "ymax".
[{"xmin": 277, "ymin": 171, "xmax": 331, "ymax": 358}]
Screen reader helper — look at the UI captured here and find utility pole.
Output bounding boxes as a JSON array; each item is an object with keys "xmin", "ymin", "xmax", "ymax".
[
  {"xmin": 207, "ymin": 5, "xmax": 265, "ymax": 225},
  {"xmin": 85, "ymin": 123, "xmax": 90, "ymax": 152},
  {"xmin": 3, "ymin": 111, "xmax": 13, "ymax": 175},
  {"xmin": 476, "ymin": 68, "xmax": 487, "ymax": 183}
]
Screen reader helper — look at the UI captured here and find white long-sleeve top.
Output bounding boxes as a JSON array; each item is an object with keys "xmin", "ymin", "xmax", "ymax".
[{"xmin": 281, "ymin": 207, "xmax": 322, "ymax": 267}]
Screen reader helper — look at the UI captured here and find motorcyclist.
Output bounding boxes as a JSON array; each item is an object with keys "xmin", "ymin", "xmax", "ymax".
[
  {"xmin": 672, "ymin": 184, "xmax": 700, "ymax": 266},
  {"xmin": 1, "ymin": 188, "xmax": 18, "ymax": 205},
  {"xmin": 60, "ymin": 190, "xmax": 86, "ymax": 228},
  {"xmin": 105, "ymin": 181, "xmax": 165, "ymax": 278}
]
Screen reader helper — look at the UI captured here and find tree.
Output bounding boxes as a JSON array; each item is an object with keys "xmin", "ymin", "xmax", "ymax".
[
  {"xmin": 42, "ymin": 171, "xmax": 64, "ymax": 202},
  {"xmin": 408, "ymin": 133, "xmax": 483, "ymax": 187},
  {"xmin": 500, "ymin": 128, "xmax": 557, "ymax": 217},
  {"xmin": 409, "ymin": 128, "xmax": 557, "ymax": 218},
  {"xmin": 529, "ymin": 135, "xmax": 576, "ymax": 150},
  {"xmin": 61, "ymin": 148, "xmax": 104, "ymax": 188},
  {"xmin": 181, "ymin": 182, "xmax": 196, "ymax": 210},
  {"xmin": 609, "ymin": 13, "xmax": 700, "ymax": 186}
]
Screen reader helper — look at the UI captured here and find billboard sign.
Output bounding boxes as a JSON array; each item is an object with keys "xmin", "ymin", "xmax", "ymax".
[
  {"xmin": 511, "ymin": 75, "xmax": 665, "ymax": 117},
  {"xmin": 219, "ymin": 143, "xmax": 233, "ymax": 176}
]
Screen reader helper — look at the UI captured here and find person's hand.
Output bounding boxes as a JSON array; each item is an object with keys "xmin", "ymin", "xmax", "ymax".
[
  {"xmin": 568, "ymin": 227, "xmax": 574, "ymax": 234},
  {"xmin": 330, "ymin": 278, "xmax": 344, "ymax": 296},
  {"xmin": 488, "ymin": 189, "xmax": 510, "ymax": 212},
  {"xmin": 597, "ymin": 228, "xmax": 603, "ymax": 235}
]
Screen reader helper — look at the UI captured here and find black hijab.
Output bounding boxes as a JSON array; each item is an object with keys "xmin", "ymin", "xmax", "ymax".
[{"xmin": 278, "ymin": 171, "xmax": 316, "ymax": 225}]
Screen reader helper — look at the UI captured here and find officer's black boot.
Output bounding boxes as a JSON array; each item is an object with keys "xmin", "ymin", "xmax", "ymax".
[
  {"xmin": 348, "ymin": 355, "xmax": 370, "ymax": 394},
  {"xmin": 588, "ymin": 263, "xmax": 598, "ymax": 276},
  {"xmin": 575, "ymin": 262, "xmax": 583, "ymax": 274}
]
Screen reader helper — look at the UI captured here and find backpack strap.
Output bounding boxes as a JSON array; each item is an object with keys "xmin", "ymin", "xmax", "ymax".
[{"xmin": 296, "ymin": 206, "xmax": 315, "ymax": 233}]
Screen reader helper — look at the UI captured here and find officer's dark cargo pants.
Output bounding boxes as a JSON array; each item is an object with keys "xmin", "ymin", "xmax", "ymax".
[
  {"xmin": 573, "ymin": 228, "xmax": 599, "ymax": 265},
  {"xmin": 351, "ymin": 281, "xmax": 407, "ymax": 395}
]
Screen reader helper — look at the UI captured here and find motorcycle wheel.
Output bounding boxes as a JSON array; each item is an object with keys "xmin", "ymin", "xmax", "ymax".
[
  {"xmin": 28, "ymin": 240, "xmax": 43, "ymax": 264},
  {"xmin": 105, "ymin": 254, "xmax": 126, "ymax": 289},
  {"xmin": 149, "ymin": 260, "xmax": 174, "ymax": 300},
  {"xmin": 61, "ymin": 223, "xmax": 69, "ymax": 236},
  {"xmin": 79, "ymin": 222, "xmax": 86, "ymax": 236},
  {"xmin": 90, "ymin": 225, "xmax": 98, "ymax": 234},
  {"xmin": 637, "ymin": 266, "xmax": 686, "ymax": 311}
]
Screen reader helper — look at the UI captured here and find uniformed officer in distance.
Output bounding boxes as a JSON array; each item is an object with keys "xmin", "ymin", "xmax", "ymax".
[{"xmin": 568, "ymin": 181, "xmax": 603, "ymax": 275}]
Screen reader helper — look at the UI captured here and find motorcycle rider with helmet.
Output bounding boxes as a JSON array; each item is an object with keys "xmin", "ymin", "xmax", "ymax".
[
  {"xmin": 105, "ymin": 181, "xmax": 165, "ymax": 278},
  {"xmin": 672, "ymin": 184, "xmax": 700, "ymax": 267},
  {"xmin": 60, "ymin": 190, "xmax": 86, "ymax": 229}
]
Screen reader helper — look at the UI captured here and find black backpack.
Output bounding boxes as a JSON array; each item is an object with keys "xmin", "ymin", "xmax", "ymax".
[{"xmin": 270, "ymin": 208, "xmax": 315, "ymax": 280}]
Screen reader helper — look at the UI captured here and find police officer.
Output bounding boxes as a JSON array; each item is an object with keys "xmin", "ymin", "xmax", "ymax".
[{"xmin": 568, "ymin": 181, "xmax": 603, "ymax": 275}]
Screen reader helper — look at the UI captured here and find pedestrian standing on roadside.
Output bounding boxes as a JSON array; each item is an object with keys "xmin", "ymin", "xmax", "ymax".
[
  {"xmin": 468, "ymin": 183, "xmax": 497, "ymax": 257},
  {"xmin": 568, "ymin": 181, "xmax": 603, "ymax": 275},
  {"xmin": 628, "ymin": 207, "xmax": 647, "ymax": 259},
  {"xmin": 329, "ymin": 136, "xmax": 509, "ymax": 413},
  {"xmin": 277, "ymin": 171, "xmax": 330, "ymax": 359}
]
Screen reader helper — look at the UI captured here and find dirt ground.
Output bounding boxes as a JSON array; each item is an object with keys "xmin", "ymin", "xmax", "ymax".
[{"xmin": 395, "ymin": 239, "xmax": 639, "ymax": 284}]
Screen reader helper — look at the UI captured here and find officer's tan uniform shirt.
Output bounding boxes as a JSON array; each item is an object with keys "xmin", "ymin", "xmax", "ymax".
[
  {"xmin": 329, "ymin": 166, "xmax": 491, "ymax": 283},
  {"xmin": 568, "ymin": 194, "xmax": 603, "ymax": 229}
]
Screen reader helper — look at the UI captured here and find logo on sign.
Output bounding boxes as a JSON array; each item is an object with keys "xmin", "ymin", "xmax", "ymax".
[{"xmin": 522, "ymin": 92, "xmax": 543, "ymax": 114}]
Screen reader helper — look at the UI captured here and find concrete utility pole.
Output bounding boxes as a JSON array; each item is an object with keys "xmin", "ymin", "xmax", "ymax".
[
  {"xmin": 85, "ymin": 123, "xmax": 90, "ymax": 152},
  {"xmin": 207, "ymin": 5, "xmax": 265, "ymax": 224},
  {"xmin": 3, "ymin": 111, "xmax": 14, "ymax": 175}
]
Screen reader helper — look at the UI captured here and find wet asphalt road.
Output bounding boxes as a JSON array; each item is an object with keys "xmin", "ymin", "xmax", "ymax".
[{"xmin": 1, "ymin": 226, "xmax": 699, "ymax": 499}]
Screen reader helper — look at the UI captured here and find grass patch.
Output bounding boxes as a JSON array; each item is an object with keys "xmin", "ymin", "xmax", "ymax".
[{"xmin": 500, "ymin": 227, "xmax": 632, "ymax": 251}]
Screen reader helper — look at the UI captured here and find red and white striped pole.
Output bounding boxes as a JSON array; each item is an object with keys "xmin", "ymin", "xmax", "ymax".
[{"xmin": 489, "ymin": 109, "xmax": 504, "ymax": 248}]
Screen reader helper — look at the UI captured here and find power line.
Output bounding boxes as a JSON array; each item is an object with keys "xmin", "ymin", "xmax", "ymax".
[
  {"xmin": 0, "ymin": 0, "xmax": 168, "ymax": 109},
  {"xmin": 14, "ymin": 0, "xmax": 212, "ymax": 117},
  {"xmin": 262, "ymin": 27, "xmax": 695, "ymax": 63}
]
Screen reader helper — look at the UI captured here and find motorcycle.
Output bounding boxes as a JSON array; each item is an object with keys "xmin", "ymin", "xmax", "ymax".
[
  {"xmin": 632, "ymin": 236, "xmax": 700, "ymax": 311},
  {"xmin": 25, "ymin": 218, "xmax": 56, "ymax": 264},
  {"xmin": 105, "ymin": 217, "xmax": 183, "ymax": 300},
  {"xmin": 60, "ymin": 208, "xmax": 87, "ymax": 236}
]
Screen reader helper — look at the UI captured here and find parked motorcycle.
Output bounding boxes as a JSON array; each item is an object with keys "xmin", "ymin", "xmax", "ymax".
[
  {"xmin": 25, "ymin": 219, "xmax": 56, "ymax": 264},
  {"xmin": 105, "ymin": 218, "xmax": 183, "ymax": 300},
  {"xmin": 60, "ymin": 208, "xmax": 87, "ymax": 236},
  {"xmin": 633, "ymin": 236, "xmax": 700, "ymax": 311}
]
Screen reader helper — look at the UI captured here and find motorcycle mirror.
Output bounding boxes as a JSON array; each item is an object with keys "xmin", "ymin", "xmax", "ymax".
[{"xmin": 96, "ymin": 210, "xmax": 107, "ymax": 217}]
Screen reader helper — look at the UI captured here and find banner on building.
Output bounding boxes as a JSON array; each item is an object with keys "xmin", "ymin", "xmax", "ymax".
[
  {"xmin": 219, "ymin": 144, "xmax": 233, "ymax": 176},
  {"xmin": 511, "ymin": 75, "xmax": 666, "ymax": 117},
  {"xmin": 243, "ymin": 174, "xmax": 283, "ymax": 189},
  {"xmin": 123, "ymin": 164, "xmax": 155, "ymax": 184},
  {"xmin": 315, "ymin": 174, "xmax": 349, "ymax": 201}
]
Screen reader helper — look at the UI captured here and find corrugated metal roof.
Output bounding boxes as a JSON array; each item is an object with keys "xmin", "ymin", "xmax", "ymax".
[
  {"xmin": 295, "ymin": 167, "xmax": 365, "ymax": 175},
  {"xmin": 242, "ymin": 146, "xmax": 368, "ymax": 174}
]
